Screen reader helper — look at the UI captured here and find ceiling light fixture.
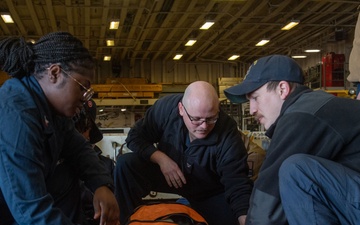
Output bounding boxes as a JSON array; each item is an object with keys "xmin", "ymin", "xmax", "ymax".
[
  {"xmin": 304, "ymin": 49, "xmax": 321, "ymax": 53},
  {"xmin": 255, "ymin": 39, "xmax": 270, "ymax": 46},
  {"xmin": 106, "ymin": 39, "xmax": 115, "ymax": 46},
  {"xmin": 200, "ymin": 21, "xmax": 214, "ymax": 30},
  {"xmin": 228, "ymin": 55, "xmax": 240, "ymax": 60},
  {"xmin": 185, "ymin": 39, "xmax": 197, "ymax": 46},
  {"xmin": 103, "ymin": 56, "xmax": 111, "ymax": 61},
  {"xmin": 291, "ymin": 55, "xmax": 307, "ymax": 59},
  {"xmin": 1, "ymin": 13, "xmax": 14, "ymax": 23},
  {"xmin": 27, "ymin": 39, "xmax": 36, "ymax": 44},
  {"xmin": 109, "ymin": 20, "xmax": 120, "ymax": 30},
  {"xmin": 173, "ymin": 54, "xmax": 183, "ymax": 60},
  {"xmin": 281, "ymin": 20, "xmax": 300, "ymax": 30}
]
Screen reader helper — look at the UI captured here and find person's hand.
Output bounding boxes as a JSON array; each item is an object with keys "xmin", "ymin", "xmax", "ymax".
[
  {"xmin": 159, "ymin": 156, "xmax": 186, "ymax": 188},
  {"xmin": 150, "ymin": 151, "xmax": 186, "ymax": 188},
  {"xmin": 93, "ymin": 185, "xmax": 120, "ymax": 225},
  {"xmin": 238, "ymin": 215, "xmax": 246, "ymax": 225}
]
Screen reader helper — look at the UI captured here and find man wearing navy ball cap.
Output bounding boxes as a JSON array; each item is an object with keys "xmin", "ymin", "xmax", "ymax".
[
  {"xmin": 224, "ymin": 55, "xmax": 360, "ymax": 225},
  {"xmin": 224, "ymin": 54, "xmax": 304, "ymax": 105}
]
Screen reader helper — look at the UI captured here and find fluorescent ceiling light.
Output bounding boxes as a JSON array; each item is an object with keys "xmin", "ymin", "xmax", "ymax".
[
  {"xmin": 28, "ymin": 39, "xmax": 36, "ymax": 44},
  {"xmin": 185, "ymin": 39, "xmax": 197, "ymax": 46},
  {"xmin": 304, "ymin": 49, "xmax": 321, "ymax": 53},
  {"xmin": 173, "ymin": 54, "xmax": 183, "ymax": 60},
  {"xmin": 200, "ymin": 21, "xmax": 214, "ymax": 30},
  {"xmin": 1, "ymin": 13, "xmax": 14, "ymax": 23},
  {"xmin": 109, "ymin": 20, "xmax": 120, "ymax": 29},
  {"xmin": 106, "ymin": 39, "xmax": 115, "ymax": 46},
  {"xmin": 228, "ymin": 55, "xmax": 240, "ymax": 60},
  {"xmin": 255, "ymin": 39, "xmax": 270, "ymax": 46},
  {"xmin": 103, "ymin": 56, "xmax": 111, "ymax": 61},
  {"xmin": 291, "ymin": 55, "xmax": 307, "ymax": 59},
  {"xmin": 281, "ymin": 20, "xmax": 300, "ymax": 30}
]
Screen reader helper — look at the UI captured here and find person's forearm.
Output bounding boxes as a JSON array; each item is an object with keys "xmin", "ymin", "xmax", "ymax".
[{"xmin": 150, "ymin": 150, "xmax": 167, "ymax": 164}]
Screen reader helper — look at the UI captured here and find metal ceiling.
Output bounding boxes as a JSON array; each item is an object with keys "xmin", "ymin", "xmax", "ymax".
[{"xmin": 0, "ymin": 0, "xmax": 359, "ymax": 64}]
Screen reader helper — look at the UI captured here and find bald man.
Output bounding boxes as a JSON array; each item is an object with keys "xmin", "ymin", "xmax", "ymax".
[{"xmin": 114, "ymin": 81, "xmax": 253, "ymax": 225}]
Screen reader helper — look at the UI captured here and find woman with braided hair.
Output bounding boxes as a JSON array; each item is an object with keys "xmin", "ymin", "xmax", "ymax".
[{"xmin": 0, "ymin": 32, "xmax": 119, "ymax": 225}]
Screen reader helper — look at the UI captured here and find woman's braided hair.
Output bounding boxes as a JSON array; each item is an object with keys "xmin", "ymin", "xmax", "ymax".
[{"xmin": 0, "ymin": 31, "xmax": 94, "ymax": 79}]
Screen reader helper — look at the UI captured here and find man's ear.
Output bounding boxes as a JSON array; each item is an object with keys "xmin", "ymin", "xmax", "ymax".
[
  {"xmin": 178, "ymin": 102, "xmax": 184, "ymax": 116},
  {"xmin": 46, "ymin": 64, "xmax": 62, "ymax": 84},
  {"xmin": 278, "ymin": 81, "xmax": 291, "ymax": 100}
]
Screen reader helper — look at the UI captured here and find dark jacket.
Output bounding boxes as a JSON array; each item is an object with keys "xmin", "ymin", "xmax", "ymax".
[
  {"xmin": 0, "ymin": 76, "xmax": 113, "ymax": 225},
  {"xmin": 126, "ymin": 94, "xmax": 253, "ymax": 218},
  {"xmin": 246, "ymin": 86, "xmax": 360, "ymax": 225}
]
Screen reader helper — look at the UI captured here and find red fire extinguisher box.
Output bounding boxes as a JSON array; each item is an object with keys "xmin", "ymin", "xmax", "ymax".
[{"xmin": 322, "ymin": 52, "xmax": 345, "ymax": 87}]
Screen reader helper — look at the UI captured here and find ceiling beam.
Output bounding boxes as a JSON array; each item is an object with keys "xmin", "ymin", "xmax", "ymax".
[
  {"xmin": 6, "ymin": 0, "xmax": 27, "ymax": 35},
  {"xmin": 144, "ymin": 0, "xmax": 184, "ymax": 60},
  {"xmin": 185, "ymin": 0, "xmax": 257, "ymax": 61},
  {"xmin": 25, "ymin": 0, "xmax": 43, "ymax": 36},
  {"xmin": 97, "ymin": 0, "xmax": 110, "ymax": 59},
  {"xmin": 65, "ymin": 0, "xmax": 74, "ymax": 34},
  {"xmin": 45, "ymin": 0, "xmax": 57, "ymax": 31},
  {"xmin": 154, "ymin": 0, "xmax": 216, "ymax": 61},
  {"xmin": 129, "ymin": 0, "xmax": 163, "ymax": 63},
  {"xmin": 84, "ymin": 0, "xmax": 91, "ymax": 49}
]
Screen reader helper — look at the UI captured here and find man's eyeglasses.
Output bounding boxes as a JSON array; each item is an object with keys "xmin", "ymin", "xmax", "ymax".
[
  {"xmin": 61, "ymin": 69, "xmax": 94, "ymax": 102},
  {"xmin": 181, "ymin": 102, "xmax": 218, "ymax": 125}
]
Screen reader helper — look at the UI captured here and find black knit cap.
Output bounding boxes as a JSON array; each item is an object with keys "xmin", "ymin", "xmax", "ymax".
[{"xmin": 0, "ymin": 31, "xmax": 93, "ymax": 78}]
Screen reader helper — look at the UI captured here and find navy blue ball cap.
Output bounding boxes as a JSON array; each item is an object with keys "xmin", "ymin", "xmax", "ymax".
[{"xmin": 224, "ymin": 55, "xmax": 305, "ymax": 103}]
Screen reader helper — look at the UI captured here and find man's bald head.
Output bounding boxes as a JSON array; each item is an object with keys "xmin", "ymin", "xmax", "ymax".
[{"xmin": 182, "ymin": 81, "xmax": 219, "ymax": 109}]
